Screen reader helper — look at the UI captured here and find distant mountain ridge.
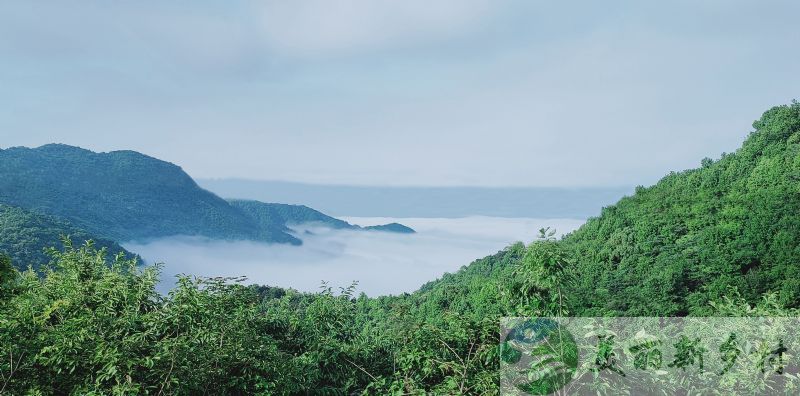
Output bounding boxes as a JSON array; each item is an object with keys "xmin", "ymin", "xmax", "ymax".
[
  {"xmin": 230, "ymin": 200, "xmax": 415, "ymax": 234},
  {"xmin": 198, "ymin": 179, "xmax": 632, "ymax": 218},
  {"xmin": 230, "ymin": 200, "xmax": 355, "ymax": 231},
  {"xmin": 0, "ymin": 144, "xmax": 292, "ymax": 243},
  {"xmin": 362, "ymin": 223, "xmax": 415, "ymax": 233},
  {"xmin": 0, "ymin": 144, "xmax": 414, "ymax": 268}
]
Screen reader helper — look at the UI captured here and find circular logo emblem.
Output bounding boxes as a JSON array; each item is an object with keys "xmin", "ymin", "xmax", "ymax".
[{"xmin": 500, "ymin": 318, "xmax": 578, "ymax": 395}]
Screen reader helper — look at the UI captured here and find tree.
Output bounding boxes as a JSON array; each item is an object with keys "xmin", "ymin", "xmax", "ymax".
[{"xmin": 511, "ymin": 227, "xmax": 573, "ymax": 317}]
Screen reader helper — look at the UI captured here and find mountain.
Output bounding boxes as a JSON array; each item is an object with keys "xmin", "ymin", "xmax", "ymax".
[
  {"xmin": 230, "ymin": 200, "xmax": 355, "ymax": 231},
  {"xmin": 0, "ymin": 144, "xmax": 299, "ymax": 244},
  {"xmin": 229, "ymin": 200, "xmax": 415, "ymax": 234},
  {"xmin": 563, "ymin": 101, "xmax": 800, "ymax": 315},
  {"xmin": 363, "ymin": 223, "xmax": 415, "ymax": 233},
  {"xmin": 414, "ymin": 101, "xmax": 800, "ymax": 316},
  {"xmin": 0, "ymin": 204, "xmax": 133, "ymax": 270},
  {"xmin": 0, "ymin": 144, "xmax": 412, "ymax": 259}
]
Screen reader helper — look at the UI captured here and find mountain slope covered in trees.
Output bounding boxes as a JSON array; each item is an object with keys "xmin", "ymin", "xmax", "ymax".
[
  {"xmin": 0, "ymin": 145, "xmax": 413, "ymax": 256},
  {"xmin": 0, "ymin": 204, "xmax": 133, "ymax": 270},
  {"xmin": 0, "ymin": 144, "xmax": 297, "ymax": 243},
  {"xmin": 564, "ymin": 101, "xmax": 800, "ymax": 315},
  {"xmin": 417, "ymin": 101, "xmax": 800, "ymax": 317}
]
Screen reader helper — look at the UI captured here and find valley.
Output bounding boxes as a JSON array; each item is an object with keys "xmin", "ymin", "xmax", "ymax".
[{"xmin": 2, "ymin": 2, "xmax": 799, "ymax": 392}]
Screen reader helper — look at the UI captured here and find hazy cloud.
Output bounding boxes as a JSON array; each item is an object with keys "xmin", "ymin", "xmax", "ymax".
[
  {"xmin": 253, "ymin": 0, "xmax": 494, "ymax": 57},
  {"xmin": 126, "ymin": 217, "xmax": 585, "ymax": 296}
]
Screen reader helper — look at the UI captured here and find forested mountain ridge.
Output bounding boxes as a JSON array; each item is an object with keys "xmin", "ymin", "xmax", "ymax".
[
  {"xmin": 0, "ymin": 145, "xmax": 414, "ymax": 264},
  {"xmin": 0, "ymin": 204, "xmax": 133, "ymax": 270},
  {"xmin": 0, "ymin": 144, "xmax": 296, "ymax": 243},
  {"xmin": 415, "ymin": 101, "xmax": 800, "ymax": 317},
  {"xmin": 563, "ymin": 101, "xmax": 800, "ymax": 315}
]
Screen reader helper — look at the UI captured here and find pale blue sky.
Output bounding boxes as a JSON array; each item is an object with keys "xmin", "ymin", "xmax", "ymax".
[{"xmin": 1, "ymin": 1, "xmax": 799, "ymax": 187}]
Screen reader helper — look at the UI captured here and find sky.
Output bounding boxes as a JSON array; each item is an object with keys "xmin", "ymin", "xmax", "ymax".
[{"xmin": 2, "ymin": 1, "xmax": 799, "ymax": 187}]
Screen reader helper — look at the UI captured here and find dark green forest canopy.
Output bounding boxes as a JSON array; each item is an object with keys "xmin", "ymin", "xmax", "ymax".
[
  {"xmin": 0, "ymin": 204, "xmax": 133, "ymax": 270},
  {"xmin": 0, "ymin": 145, "xmax": 414, "ymax": 260}
]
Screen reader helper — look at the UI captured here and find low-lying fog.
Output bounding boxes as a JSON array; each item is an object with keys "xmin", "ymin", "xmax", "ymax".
[{"xmin": 125, "ymin": 217, "xmax": 586, "ymax": 296}]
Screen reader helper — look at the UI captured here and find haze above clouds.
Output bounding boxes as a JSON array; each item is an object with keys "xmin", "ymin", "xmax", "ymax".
[
  {"xmin": 3, "ymin": 1, "xmax": 799, "ymax": 187},
  {"xmin": 127, "ymin": 217, "xmax": 586, "ymax": 296}
]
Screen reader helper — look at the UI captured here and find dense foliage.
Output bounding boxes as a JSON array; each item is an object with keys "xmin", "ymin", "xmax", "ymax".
[
  {"xmin": 0, "ymin": 204, "xmax": 132, "ymax": 270},
  {"xmin": 0, "ymin": 242, "xmax": 526, "ymax": 395},
  {"xmin": 563, "ymin": 101, "xmax": 800, "ymax": 316},
  {"xmin": 2, "ymin": 238, "xmax": 794, "ymax": 394}
]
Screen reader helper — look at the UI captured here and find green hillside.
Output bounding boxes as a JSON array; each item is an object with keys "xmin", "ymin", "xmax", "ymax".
[
  {"xmin": 417, "ymin": 101, "xmax": 800, "ymax": 317},
  {"xmin": 0, "ymin": 145, "xmax": 409, "ymax": 252},
  {"xmin": 0, "ymin": 144, "xmax": 297, "ymax": 244},
  {"xmin": 0, "ymin": 204, "xmax": 133, "ymax": 270},
  {"xmin": 564, "ymin": 101, "xmax": 800, "ymax": 315}
]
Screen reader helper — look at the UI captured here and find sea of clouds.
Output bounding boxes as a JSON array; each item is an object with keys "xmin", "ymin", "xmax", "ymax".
[{"xmin": 125, "ymin": 217, "xmax": 585, "ymax": 296}]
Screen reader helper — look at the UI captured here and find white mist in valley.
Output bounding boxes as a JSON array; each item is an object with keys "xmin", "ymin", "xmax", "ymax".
[{"xmin": 125, "ymin": 217, "xmax": 586, "ymax": 296}]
